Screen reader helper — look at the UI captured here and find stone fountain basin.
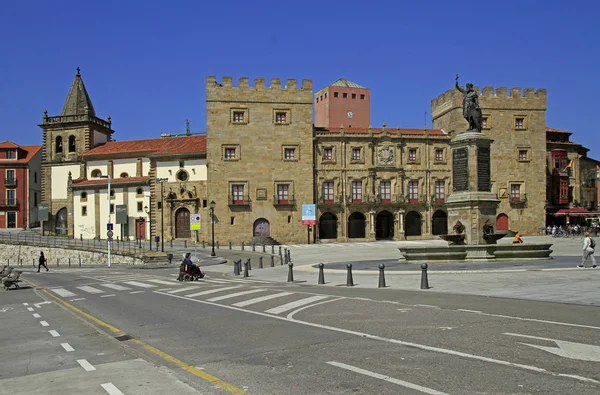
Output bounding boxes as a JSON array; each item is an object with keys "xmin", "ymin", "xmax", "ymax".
[{"xmin": 398, "ymin": 243, "xmax": 553, "ymax": 262}]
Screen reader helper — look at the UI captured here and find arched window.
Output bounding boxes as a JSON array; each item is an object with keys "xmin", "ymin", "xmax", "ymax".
[
  {"xmin": 91, "ymin": 169, "xmax": 102, "ymax": 178},
  {"xmin": 55, "ymin": 136, "xmax": 63, "ymax": 153},
  {"xmin": 68, "ymin": 135, "xmax": 76, "ymax": 152},
  {"xmin": 120, "ymin": 172, "xmax": 129, "ymax": 178}
]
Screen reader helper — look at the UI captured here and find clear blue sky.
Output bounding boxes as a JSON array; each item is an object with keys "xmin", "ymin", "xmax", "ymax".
[{"xmin": 1, "ymin": 0, "xmax": 598, "ymax": 158}]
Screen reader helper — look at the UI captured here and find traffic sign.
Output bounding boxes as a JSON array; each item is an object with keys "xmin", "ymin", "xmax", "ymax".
[
  {"xmin": 190, "ymin": 214, "xmax": 201, "ymax": 231},
  {"xmin": 107, "ymin": 230, "xmax": 114, "ymax": 238},
  {"xmin": 107, "ymin": 223, "xmax": 113, "ymax": 231},
  {"xmin": 302, "ymin": 204, "xmax": 316, "ymax": 225}
]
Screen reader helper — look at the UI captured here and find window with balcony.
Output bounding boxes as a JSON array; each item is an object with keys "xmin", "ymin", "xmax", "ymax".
[
  {"xmin": 408, "ymin": 149, "xmax": 417, "ymax": 162},
  {"xmin": 435, "ymin": 149, "xmax": 444, "ymax": 162},
  {"xmin": 435, "ymin": 180, "xmax": 445, "ymax": 202},
  {"xmin": 351, "ymin": 181, "xmax": 362, "ymax": 203},
  {"xmin": 351, "ymin": 148, "xmax": 361, "ymax": 161},
  {"xmin": 408, "ymin": 181, "xmax": 418, "ymax": 202},
  {"xmin": 323, "ymin": 147, "xmax": 333, "ymax": 161},
  {"xmin": 277, "ymin": 184, "xmax": 289, "ymax": 204},
  {"xmin": 232, "ymin": 184, "xmax": 245, "ymax": 204},
  {"xmin": 6, "ymin": 189, "xmax": 16, "ymax": 206},
  {"xmin": 511, "ymin": 184, "xmax": 521, "ymax": 201},
  {"xmin": 379, "ymin": 181, "xmax": 391, "ymax": 203},
  {"xmin": 5, "ymin": 169, "xmax": 16, "ymax": 186},
  {"xmin": 322, "ymin": 182, "xmax": 334, "ymax": 204}
]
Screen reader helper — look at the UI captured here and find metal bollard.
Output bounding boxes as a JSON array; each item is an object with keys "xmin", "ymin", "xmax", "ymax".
[
  {"xmin": 243, "ymin": 260, "xmax": 249, "ymax": 277},
  {"xmin": 271, "ymin": 245, "xmax": 274, "ymax": 254},
  {"xmin": 233, "ymin": 260, "xmax": 240, "ymax": 276},
  {"xmin": 68, "ymin": 258, "xmax": 71, "ymax": 267},
  {"xmin": 270, "ymin": 255, "xmax": 275, "ymax": 267},
  {"xmin": 280, "ymin": 255, "xmax": 284, "ymax": 266},
  {"xmin": 252, "ymin": 243, "xmax": 256, "ymax": 252},
  {"xmin": 170, "ymin": 239, "xmax": 173, "ymax": 248},
  {"xmin": 420, "ymin": 263, "xmax": 430, "ymax": 289},
  {"xmin": 318, "ymin": 263, "xmax": 325, "ymax": 285},
  {"xmin": 287, "ymin": 263, "xmax": 294, "ymax": 282},
  {"xmin": 184, "ymin": 240, "xmax": 187, "ymax": 248},
  {"xmin": 248, "ymin": 258, "xmax": 252, "ymax": 270},
  {"xmin": 202, "ymin": 240, "xmax": 205, "ymax": 248},
  {"xmin": 229, "ymin": 241, "xmax": 232, "ymax": 250},
  {"xmin": 346, "ymin": 264, "xmax": 354, "ymax": 286},
  {"xmin": 79, "ymin": 256, "xmax": 82, "ymax": 267},
  {"xmin": 279, "ymin": 246, "xmax": 282, "ymax": 256},
  {"xmin": 57, "ymin": 258, "xmax": 59, "ymax": 267},
  {"xmin": 242, "ymin": 242, "xmax": 245, "ymax": 251},
  {"xmin": 284, "ymin": 253, "xmax": 288, "ymax": 265},
  {"xmin": 216, "ymin": 241, "xmax": 219, "ymax": 249},
  {"xmin": 258, "ymin": 256, "xmax": 263, "ymax": 269},
  {"xmin": 378, "ymin": 264, "xmax": 386, "ymax": 288},
  {"xmin": 288, "ymin": 250, "xmax": 292, "ymax": 262},
  {"xmin": 262, "ymin": 244, "xmax": 266, "ymax": 252},
  {"xmin": 33, "ymin": 258, "xmax": 35, "ymax": 267}
]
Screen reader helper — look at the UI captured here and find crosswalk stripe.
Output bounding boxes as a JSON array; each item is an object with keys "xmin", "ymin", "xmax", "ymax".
[
  {"xmin": 51, "ymin": 288, "xmax": 77, "ymax": 298},
  {"xmin": 232, "ymin": 292, "xmax": 293, "ymax": 307},
  {"xmin": 184, "ymin": 286, "xmax": 242, "ymax": 298},
  {"xmin": 100, "ymin": 284, "xmax": 132, "ymax": 291},
  {"xmin": 206, "ymin": 289, "xmax": 267, "ymax": 302},
  {"xmin": 123, "ymin": 281, "xmax": 156, "ymax": 288},
  {"xmin": 146, "ymin": 279, "xmax": 179, "ymax": 285},
  {"xmin": 76, "ymin": 286, "xmax": 104, "ymax": 294},
  {"xmin": 264, "ymin": 295, "xmax": 329, "ymax": 315},
  {"xmin": 167, "ymin": 286, "xmax": 198, "ymax": 294}
]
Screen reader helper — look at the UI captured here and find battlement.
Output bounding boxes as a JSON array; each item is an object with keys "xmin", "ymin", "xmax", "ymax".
[
  {"xmin": 206, "ymin": 76, "xmax": 313, "ymax": 104},
  {"xmin": 206, "ymin": 76, "xmax": 312, "ymax": 90},
  {"xmin": 431, "ymin": 85, "xmax": 547, "ymax": 118}
]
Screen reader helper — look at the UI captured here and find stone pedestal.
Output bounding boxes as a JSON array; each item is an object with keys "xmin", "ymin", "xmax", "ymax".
[{"xmin": 445, "ymin": 131, "xmax": 499, "ymax": 246}]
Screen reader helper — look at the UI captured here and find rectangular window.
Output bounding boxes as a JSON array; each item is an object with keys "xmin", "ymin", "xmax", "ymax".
[
  {"xmin": 225, "ymin": 148, "xmax": 236, "ymax": 160},
  {"xmin": 34, "ymin": 172, "xmax": 37, "ymax": 183},
  {"xmin": 352, "ymin": 93, "xmax": 356, "ymax": 99},
  {"xmin": 518, "ymin": 150, "xmax": 528, "ymax": 161},
  {"xmin": 275, "ymin": 112, "xmax": 287, "ymax": 124},
  {"xmin": 322, "ymin": 182, "xmax": 334, "ymax": 204},
  {"xmin": 408, "ymin": 149, "xmax": 417, "ymax": 161},
  {"xmin": 482, "ymin": 117, "xmax": 488, "ymax": 129},
  {"xmin": 324, "ymin": 93, "xmax": 327, "ymax": 99},
  {"xmin": 351, "ymin": 181, "xmax": 362, "ymax": 203},
  {"xmin": 110, "ymin": 204, "xmax": 115, "ymax": 214},
  {"xmin": 515, "ymin": 117, "xmax": 524, "ymax": 129},
  {"xmin": 408, "ymin": 181, "xmax": 418, "ymax": 202},
  {"xmin": 435, "ymin": 181, "xmax": 445, "ymax": 202},
  {"xmin": 360, "ymin": 94, "xmax": 365, "ymax": 100},
  {"xmin": 511, "ymin": 184, "xmax": 521, "ymax": 201},
  {"xmin": 232, "ymin": 185, "xmax": 245, "ymax": 204},
  {"xmin": 284, "ymin": 148, "xmax": 295, "ymax": 160},
  {"xmin": 6, "ymin": 189, "xmax": 15, "ymax": 205},
  {"xmin": 137, "ymin": 202, "xmax": 143, "ymax": 212},
  {"xmin": 34, "ymin": 192, "xmax": 37, "ymax": 207},
  {"xmin": 351, "ymin": 148, "xmax": 361, "ymax": 161},
  {"xmin": 343, "ymin": 93, "xmax": 348, "ymax": 98},
  {"xmin": 233, "ymin": 111, "xmax": 245, "ymax": 123},
  {"xmin": 81, "ymin": 206, "xmax": 87, "ymax": 216},
  {"xmin": 323, "ymin": 147, "xmax": 332, "ymax": 161},
  {"xmin": 379, "ymin": 181, "xmax": 391, "ymax": 203},
  {"xmin": 435, "ymin": 149, "xmax": 444, "ymax": 161},
  {"xmin": 6, "ymin": 150, "xmax": 15, "ymax": 159},
  {"xmin": 277, "ymin": 184, "xmax": 289, "ymax": 204},
  {"xmin": 334, "ymin": 92, "xmax": 339, "ymax": 98},
  {"xmin": 6, "ymin": 169, "xmax": 15, "ymax": 184}
]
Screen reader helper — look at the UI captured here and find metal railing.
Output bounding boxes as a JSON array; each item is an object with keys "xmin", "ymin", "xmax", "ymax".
[
  {"xmin": 4, "ymin": 178, "xmax": 17, "ymax": 186},
  {"xmin": 0, "ymin": 198, "xmax": 18, "ymax": 207},
  {"xmin": 273, "ymin": 195, "xmax": 296, "ymax": 206}
]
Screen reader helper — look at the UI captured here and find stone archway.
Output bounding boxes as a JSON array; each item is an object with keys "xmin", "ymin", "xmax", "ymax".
[
  {"xmin": 253, "ymin": 218, "xmax": 270, "ymax": 237},
  {"xmin": 55, "ymin": 208, "xmax": 67, "ymax": 236},
  {"xmin": 175, "ymin": 207, "xmax": 191, "ymax": 239},
  {"xmin": 375, "ymin": 210, "xmax": 394, "ymax": 240},
  {"xmin": 319, "ymin": 212, "xmax": 338, "ymax": 240},
  {"xmin": 405, "ymin": 211, "xmax": 422, "ymax": 236},
  {"xmin": 348, "ymin": 212, "xmax": 366, "ymax": 239},
  {"xmin": 431, "ymin": 210, "xmax": 448, "ymax": 235},
  {"xmin": 496, "ymin": 213, "xmax": 509, "ymax": 231}
]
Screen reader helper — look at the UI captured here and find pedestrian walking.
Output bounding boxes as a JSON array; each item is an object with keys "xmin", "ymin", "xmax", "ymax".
[
  {"xmin": 37, "ymin": 252, "xmax": 49, "ymax": 272},
  {"xmin": 578, "ymin": 231, "xmax": 596, "ymax": 268}
]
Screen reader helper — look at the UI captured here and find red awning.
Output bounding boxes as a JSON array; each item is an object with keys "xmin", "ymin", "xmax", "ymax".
[{"xmin": 552, "ymin": 208, "xmax": 598, "ymax": 217}]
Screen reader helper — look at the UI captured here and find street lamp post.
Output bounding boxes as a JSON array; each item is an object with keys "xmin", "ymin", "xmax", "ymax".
[
  {"xmin": 144, "ymin": 205, "xmax": 151, "ymax": 250},
  {"xmin": 209, "ymin": 200, "xmax": 216, "ymax": 257},
  {"xmin": 143, "ymin": 205, "xmax": 149, "ymax": 248},
  {"xmin": 156, "ymin": 178, "xmax": 168, "ymax": 252},
  {"xmin": 96, "ymin": 174, "xmax": 111, "ymax": 267}
]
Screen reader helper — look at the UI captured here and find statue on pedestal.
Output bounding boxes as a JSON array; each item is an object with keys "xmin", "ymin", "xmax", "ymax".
[{"xmin": 455, "ymin": 74, "xmax": 483, "ymax": 133}]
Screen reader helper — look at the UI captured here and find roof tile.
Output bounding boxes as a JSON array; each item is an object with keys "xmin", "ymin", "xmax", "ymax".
[{"xmin": 80, "ymin": 135, "xmax": 206, "ymax": 157}]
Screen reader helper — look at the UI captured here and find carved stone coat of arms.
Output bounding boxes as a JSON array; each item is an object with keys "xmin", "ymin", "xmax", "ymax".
[{"xmin": 377, "ymin": 146, "xmax": 395, "ymax": 166}]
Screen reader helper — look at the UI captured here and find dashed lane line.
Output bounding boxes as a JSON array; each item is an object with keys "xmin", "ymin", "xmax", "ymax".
[
  {"xmin": 61, "ymin": 343, "xmax": 75, "ymax": 352},
  {"xmin": 101, "ymin": 383, "xmax": 124, "ymax": 395},
  {"xmin": 49, "ymin": 330, "xmax": 60, "ymax": 337},
  {"xmin": 77, "ymin": 359, "xmax": 96, "ymax": 372}
]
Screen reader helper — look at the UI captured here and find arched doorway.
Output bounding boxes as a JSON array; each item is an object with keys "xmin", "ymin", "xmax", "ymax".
[
  {"xmin": 375, "ymin": 210, "xmax": 394, "ymax": 240},
  {"xmin": 348, "ymin": 212, "xmax": 366, "ymax": 238},
  {"xmin": 496, "ymin": 213, "xmax": 509, "ymax": 231},
  {"xmin": 431, "ymin": 210, "xmax": 448, "ymax": 235},
  {"xmin": 319, "ymin": 212, "xmax": 338, "ymax": 239},
  {"xmin": 175, "ymin": 207, "xmax": 191, "ymax": 239},
  {"xmin": 253, "ymin": 218, "xmax": 270, "ymax": 237},
  {"xmin": 55, "ymin": 208, "xmax": 67, "ymax": 236},
  {"xmin": 405, "ymin": 211, "xmax": 422, "ymax": 236}
]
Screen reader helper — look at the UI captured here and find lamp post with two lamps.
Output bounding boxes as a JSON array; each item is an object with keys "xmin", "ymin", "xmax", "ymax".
[
  {"xmin": 209, "ymin": 200, "xmax": 216, "ymax": 257},
  {"xmin": 95, "ymin": 174, "xmax": 112, "ymax": 267},
  {"xmin": 143, "ymin": 205, "xmax": 150, "ymax": 249}
]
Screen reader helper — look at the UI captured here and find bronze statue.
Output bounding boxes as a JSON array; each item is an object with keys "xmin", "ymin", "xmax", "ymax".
[
  {"xmin": 455, "ymin": 74, "xmax": 483, "ymax": 132},
  {"xmin": 453, "ymin": 221, "xmax": 465, "ymax": 234}
]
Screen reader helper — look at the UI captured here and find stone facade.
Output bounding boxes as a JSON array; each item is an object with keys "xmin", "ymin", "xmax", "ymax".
[
  {"xmin": 431, "ymin": 86, "xmax": 548, "ymax": 235},
  {"xmin": 206, "ymin": 76, "xmax": 314, "ymax": 244}
]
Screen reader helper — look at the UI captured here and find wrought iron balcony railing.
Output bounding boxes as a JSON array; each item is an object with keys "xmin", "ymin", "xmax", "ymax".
[
  {"xmin": 228, "ymin": 196, "xmax": 251, "ymax": 207},
  {"xmin": 273, "ymin": 195, "xmax": 296, "ymax": 206},
  {"xmin": 4, "ymin": 178, "xmax": 17, "ymax": 186},
  {"xmin": 0, "ymin": 198, "xmax": 19, "ymax": 207}
]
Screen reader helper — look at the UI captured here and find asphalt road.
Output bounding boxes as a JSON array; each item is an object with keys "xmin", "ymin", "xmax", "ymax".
[{"xmin": 3, "ymin": 266, "xmax": 599, "ymax": 394}]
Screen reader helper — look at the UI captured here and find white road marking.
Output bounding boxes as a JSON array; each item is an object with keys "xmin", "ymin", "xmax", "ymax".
[
  {"xmin": 70, "ymin": 298, "xmax": 86, "ymax": 301},
  {"xmin": 101, "ymin": 382, "xmax": 125, "ymax": 395},
  {"xmin": 61, "ymin": 343, "xmax": 75, "ymax": 352},
  {"xmin": 100, "ymin": 283, "xmax": 131, "ymax": 291},
  {"xmin": 265, "ymin": 295, "xmax": 329, "ymax": 315},
  {"xmin": 504, "ymin": 333, "xmax": 600, "ymax": 362},
  {"xmin": 167, "ymin": 286, "xmax": 198, "ymax": 294},
  {"xmin": 206, "ymin": 289, "xmax": 267, "ymax": 302},
  {"xmin": 123, "ymin": 281, "xmax": 156, "ymax": 288},
  {"xmin": 77, "ymin": 359, "xmax": 96, "ymax": 371},
  {"xmin": 415, "ymin": 304, "xmax": 440, "ymax": 309},
  {"xmin": 185, "ymin": 286, "xmax": 242, "ymax": 297},
  {"xmin": 232, "ymin": 292, "xmax": 293, "ymax": 307},
  {"xmin": 100, "ymin": 294, "xmax": 116, "ymax": 298},
  {"xmin": 129, "ymin": 291, "xmax": 145, "ymax": 294},
  {"xmin": 457, "ymin": 309, "xmax": 482, "ymax": 314},
  {"xmin": 40, "ymin": 321, "xmax": 49, "ymax": 327},
  {"xmin": 34, "ymin": 301, "xmax": 52, "ymax": 308},
  {"xmin": 157, "ymin": 290, "xmax": 600, "ymax": 385},
  {"xmin": 33, "ymin": 313, "xmax": 41, "ymax": 318},
  {"xmin": 49, "ymin": 330, "xmax": 60, "ymax": 337},
  {"xmin": 27, "ymin": 307, "xmax": 34, "ymax": 311},
  {"xmin": 146, "ymin": 279, "xmax": 179, "ymax": 285},
  {"xmin": 76, "ymin": 286, "xmax": 105, "ymax": 294},
  {"xmin": 22, "ymin": 303, "xmax": 29, "ymax": 306},
  {"xmin": 327, "ymin": 361, "xmax": 448, "ymax": 395},
  {"xmin": 51, "ymin": 288, "xmax": 77, "ymax": 297},
  {"xmin": 458, "ymin": 310, "xmax": 600, "ymax": 330}
]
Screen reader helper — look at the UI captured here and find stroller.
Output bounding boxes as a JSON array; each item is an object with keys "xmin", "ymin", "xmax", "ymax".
[{"xmin": 178, "ymin": 262, "xmax": 204, "ymax": 281}]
